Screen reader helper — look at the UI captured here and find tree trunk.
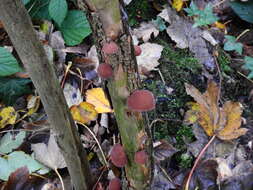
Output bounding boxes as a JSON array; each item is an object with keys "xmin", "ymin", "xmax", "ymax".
[
  {"xmin": 78, "ymin": 0, "xmax": 154, "ymax": 189},
  {"xmin": 0, "ymin": 1, "xmax": 93, "ymax": 190}
]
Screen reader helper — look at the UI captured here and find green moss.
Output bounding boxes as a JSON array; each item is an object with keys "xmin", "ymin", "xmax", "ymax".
[
  {"xmin": 179, "ymin": 153, "xmax": 193, "ymax": 169},
  {"xmin": 126, "ymin": 0, "xmax": 157, "ymax": 27},
  {"xmin": 217, "ymin": 49, "xmax": 232, "ymax": 74}
]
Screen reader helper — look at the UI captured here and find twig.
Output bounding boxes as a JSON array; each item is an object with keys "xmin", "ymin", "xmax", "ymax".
[
  {"xmin": 236, "ymin": 29, "xmax": 250, "ymax": 41},
  {"xmin": 237, "ymin": 71, "xmax": 253, "ymax": 84},
  {"xmin": 61, "ymin": 62, "xmax": 72, "ymax": 88},
  {"xmin": 78, "ymin": 122, "xmax": 109, "ymax": 167},
  {"xmin": 76, "ymin": 68, "xmax": 84, "ymax": 94},
  {"xmin": 184, "ymin": 135, "xmax": 216, "ymax": 190},
  {"xmin": 54, "ymin": 168, "xmax": 65, "ymax": 190}
]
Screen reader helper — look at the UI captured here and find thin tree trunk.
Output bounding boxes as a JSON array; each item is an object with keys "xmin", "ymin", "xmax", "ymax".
[
  {"xmin": 0, "ymin": 1, "xmax": 93, "ymax": 190},
  {"xmin": 79, "ymin": 0, "xmax": 154, "ymax": 189}
]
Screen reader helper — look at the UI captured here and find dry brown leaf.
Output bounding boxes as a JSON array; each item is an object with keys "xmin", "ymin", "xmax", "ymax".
[
  {"xmin": 185, "ymin": 81, "xmax": 248, "ymax": 140},
  {"xmin": 133, "ymin": 22, "xmax": 159, "ymax": 42}
]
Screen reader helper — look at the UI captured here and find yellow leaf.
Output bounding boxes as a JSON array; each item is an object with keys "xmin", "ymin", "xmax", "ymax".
[
  {"xmin": 0, "ymin": 107, "xmax": 17, "ymax": 128},
  {"xmin": 214, "ymin": 21, "xmax": 226, "ymax": 29},
  {"xmin": 172, "ymin": 0, "xmax": 184, "ymax": 11},
  {"xmin": 86, "ymin": 88, "xmax": 113, "ymax": 113},
  {"xmin": 70, "ymin": 102, "xmax": 98, "ymax": 124},
  {"xmin": 217, "ymin": 101, "xmax": 247, "ymax": 140},
  {"xmin": 27, "ymin": 95, "xmax": 40, "ymax": 116},
  {"xmin": 185, "ymin": 81, "xmax": 247, "ymax": 140}
]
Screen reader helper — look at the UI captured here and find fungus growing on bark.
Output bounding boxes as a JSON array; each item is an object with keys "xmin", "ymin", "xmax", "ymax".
[
  {"xmin": 127, "ymin": 90, "xmax": 155, "ymax": 112},
  {"xmin": 110, "ymin": 144, "xmax": 127, "ymax": 167},
  {"xmin": 134, "ymin": 150, "xmax": 148, "ymax": 165},
  {"xmin": 109, "ymin": 178, "xmax": 121, "ymax": 190},
  {"xmin": 97, "ymin": 63, "xmax": 113, "ymax": 79},
  {"xmin": 102, "ymin": 42, "xmax": 119, "ymax": 55},
  {"xmin": 134, "ymin": 45, "xmax": 142, "ymax": 56}
]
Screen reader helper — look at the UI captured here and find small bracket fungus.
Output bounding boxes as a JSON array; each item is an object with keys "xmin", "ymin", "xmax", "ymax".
[
  {"xmin": 97, "ymin": 63, "xmax": 113, "ymax": 79},
  {"xmin": 110, "ymin": 144, "xmax": 127, "ymax": 167},
  {"xmin": 134, "ymin": 150, "xmax": 148, "ymax": 165},
  {"xmin": 109, "ymin": 178, "xmax": 121, "ymax": 190},
  {"xmin": 102, "ymin": 42, "xmax": 119, "ymax": 55},
  {"xmin": 134, "ymin": 45, "xmax": 142, "ymax": 56},
  {"xmin": 127, "ymin": 90, "xmax": 155, "ymax": 112}
]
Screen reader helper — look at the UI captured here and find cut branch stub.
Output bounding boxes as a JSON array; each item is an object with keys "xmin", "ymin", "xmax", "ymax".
[
  {"xmin": 109, "ymin": 178, "xmax": 121, "ymax": 190},
  {"xmin": 127, "ymin": 90, "xmax": 156, "ymax": 112},
  {"xmin": 97, "ymin": 63, "xmax": 113, "ymax": 79},
  {"xmin": 110, "ymin": 144, "xmax": 127, "ymax": 167},
  {"xmin": 134, "ymin": 150, "xmax": 148, "ymax": 165},
  {"xmin": 134, "ymin": 45, "xmax": 142, "ymax": 56},
  {"xmin": 102, "ymin": 41, "xmax": 119, "ymax": 55}
]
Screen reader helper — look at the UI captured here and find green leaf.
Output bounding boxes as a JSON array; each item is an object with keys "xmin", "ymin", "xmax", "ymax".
[
  {"xmin": 243, "ymin": 56, "xmax": 253, "ymax": 78},
  {"xmin": 49, "ymin": 0, "xmax": 68, "ymax": 26},
  {"xmin": 28, "ymin": 0, "xmax": 51, "ymax": 20},
  {"xmin": 0, "ymin": 78, "xmax": 32, "ymax": 105},
  {"xmin": 223, "ymin": 35, "xmax": 243, "ymax": 55},
  {"xmin": 0, "ymin": 47, "xmax": 22, "ymax": 77},
  {"xmin": 0, "ymin": 132, "xmax": 26, "ymax": 154},
  {"xmin": 184, "ymin": 2, "xmax": 200, "ymax": 16},
  {"xmin": 60, "ymin": 10, "xmax": 91, "ymax": 46},
  {"xmin": 0, "ymin": 151, "xmax": 49, "ymax": 181},
  {"xmin": 230, "ymin": 1, "xmax": 253, "ymax": 24},
  {"xmin": 152, "ymin": 16, "xmax": 166, "ymax": 31},
  {"xmin": 22, "ymin": 0, "xmax": 30, "ymax": 5},
  {"xmin": 185, "ymin": 2, "xmax": 218, "ymax": 27}
]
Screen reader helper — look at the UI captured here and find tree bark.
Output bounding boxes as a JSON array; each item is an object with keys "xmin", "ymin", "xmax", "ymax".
[
  {"xmin": 0, "ymin": 1, "xmax": 93, "ymax": 190},
  {"xmin": 79, "ymin": 0, "xmax": 154, "ymax": 189}
]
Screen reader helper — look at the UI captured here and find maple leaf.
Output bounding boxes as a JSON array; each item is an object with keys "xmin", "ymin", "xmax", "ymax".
[
  {"xmin": 86, "ymin": 88, "xmax": 113, "ymax": 113},
  {"xmin": 185, "ymin": 81, "xmax": 247, "ymax": 140}
]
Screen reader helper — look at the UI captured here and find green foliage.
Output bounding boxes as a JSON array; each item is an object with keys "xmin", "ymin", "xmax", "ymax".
[
  {"xmin": 217, "ymin": 50, "xmax": 232, "ymax": 73},
  {"xmin": 243, "ymin": 56, "xmax": 253, "ymax": 78},
  {"xmin": 26, "ymin": 0, "xmax": 91, "ymax": 45},
  {"xmin": 230, "ymin": 1, "xmax": 253, "ymax": 24},
  {"xmin": 0, "ymin": 78, "xmax": 32, "ymax": 105},
  {"xmin": 179, "ymin": 153, "xmax": 193, "ymax": 168},
  {"xmin": 0, "ymin": 47, "xmax": 22, "ymax": 77},
  {"xmin": 152, "ymin": 16, "xmax": 166, "ymax": 31},
  {"xmin": 223, "ymin": 35, "xmax": 243, "ymax": 55},
  {"xmin": 48, "ymin": 0, "xmax": 68, "ymax": 26},
  {"xmin": 60, "ymin": 10, "xmax": 91, "ymax": 46},
  {"xmin": 28, "ymin": 0, "xmax": 51, "ymax": 20},
  {"xmin": 184, "ymin": 2, "xmax": 218, "ymax": 27},
  {"xmin": 0, "ymin": 151, "xmax": 49, "ymax": 181},
  {"xmin": 0, "ymin": 132, "xmax": 26, "ymax": 154},
  {"xmin": 22, "ymin": 0, "xmax": 30, "ymax": 5}
]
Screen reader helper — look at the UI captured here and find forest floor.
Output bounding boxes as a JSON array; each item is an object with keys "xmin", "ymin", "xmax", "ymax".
[{"xmin": 0, "ymin": 0, "xmax": 253, "ymax": 190}]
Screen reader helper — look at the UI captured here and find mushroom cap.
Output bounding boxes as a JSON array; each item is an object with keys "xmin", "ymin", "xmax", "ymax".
[
  {"xmin": 108, "ymin": 178, "xmax": 121, "ymax": 190},
  {"xmin": 110, "ymin": 144, "xmax": 127, "ymax": 167},
  {"xmin": 97, "ymin": 63, "xmax": 113, "ymax": 79},
  {"xmin": 134, "ymin": 45, "xmax": 142, "ymax": 56},
  {"xmin": 102, "ymin": 42, "xmax": 119, "ymax": 55},
  {"xmin": 134, "ymin": 150, "xmax": 148, "ymax": 165},
  {"xmin": 127, "ymin": 90, "xmax": 155, "ymax": 112}
]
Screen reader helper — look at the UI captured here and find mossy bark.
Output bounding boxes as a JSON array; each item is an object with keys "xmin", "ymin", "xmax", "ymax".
[
  {"xmin": 79, "ymin": 0, "xmax": 153, "ymax": 189},
  {"xmin": 0, "ymin": 1, "xmax": 92, "ymax": 190}
]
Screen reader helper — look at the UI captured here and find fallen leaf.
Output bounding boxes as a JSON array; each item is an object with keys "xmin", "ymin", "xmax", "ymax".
[
  {"xmin": 133, "ymin": 22, "xmax": 159, "ymax": 42},
  {"xmin": 31, "ymin": 135, "xmax": 66, "ymax": 170},
  {"xmin": 4, "ymin": 167, "xmax": 29, "ymax": 190},
  {"xmin": 86, "ymin": 88, "xmax": 113, "ymax": 113},
  {"xmin": 214, "ymin": 21, "xmax": 226, "ymax": 29},
  {"xmin": 70, "ymin": 102, "xmax": 98, "ymax": 124},
  {"xmin": 185, "ymin": 81, "xmax": 248, "ymax": 140},
  {"xmin": 136, "ymin": 43, "xmax": 164, "ymax": 72},
  {"xmin": 172, "ymin": 0, "xmax": 184, "ymax": 11},
  {"xmin": 0, "ymin": 107, "xmax": 17, "ymax": 128},
  {"xmin": 63, "ymin": 82, "xmax": 83, "ymax": 107},
  {"xmin": 0, "ymin": 131, "xmax": 26, "ymax": 154},
  {"xmin": 0, "ymin": 151, "xmax": 49, "ymax": 181},
  {"xmin": 26, "ymin": 95, "xmax": 40, "ymax": 116}
]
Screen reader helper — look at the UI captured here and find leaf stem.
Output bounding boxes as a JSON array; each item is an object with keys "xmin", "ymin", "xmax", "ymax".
[{"xmin": 184, "ymin": 135, "xmax": 216, "ymax": 190}]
